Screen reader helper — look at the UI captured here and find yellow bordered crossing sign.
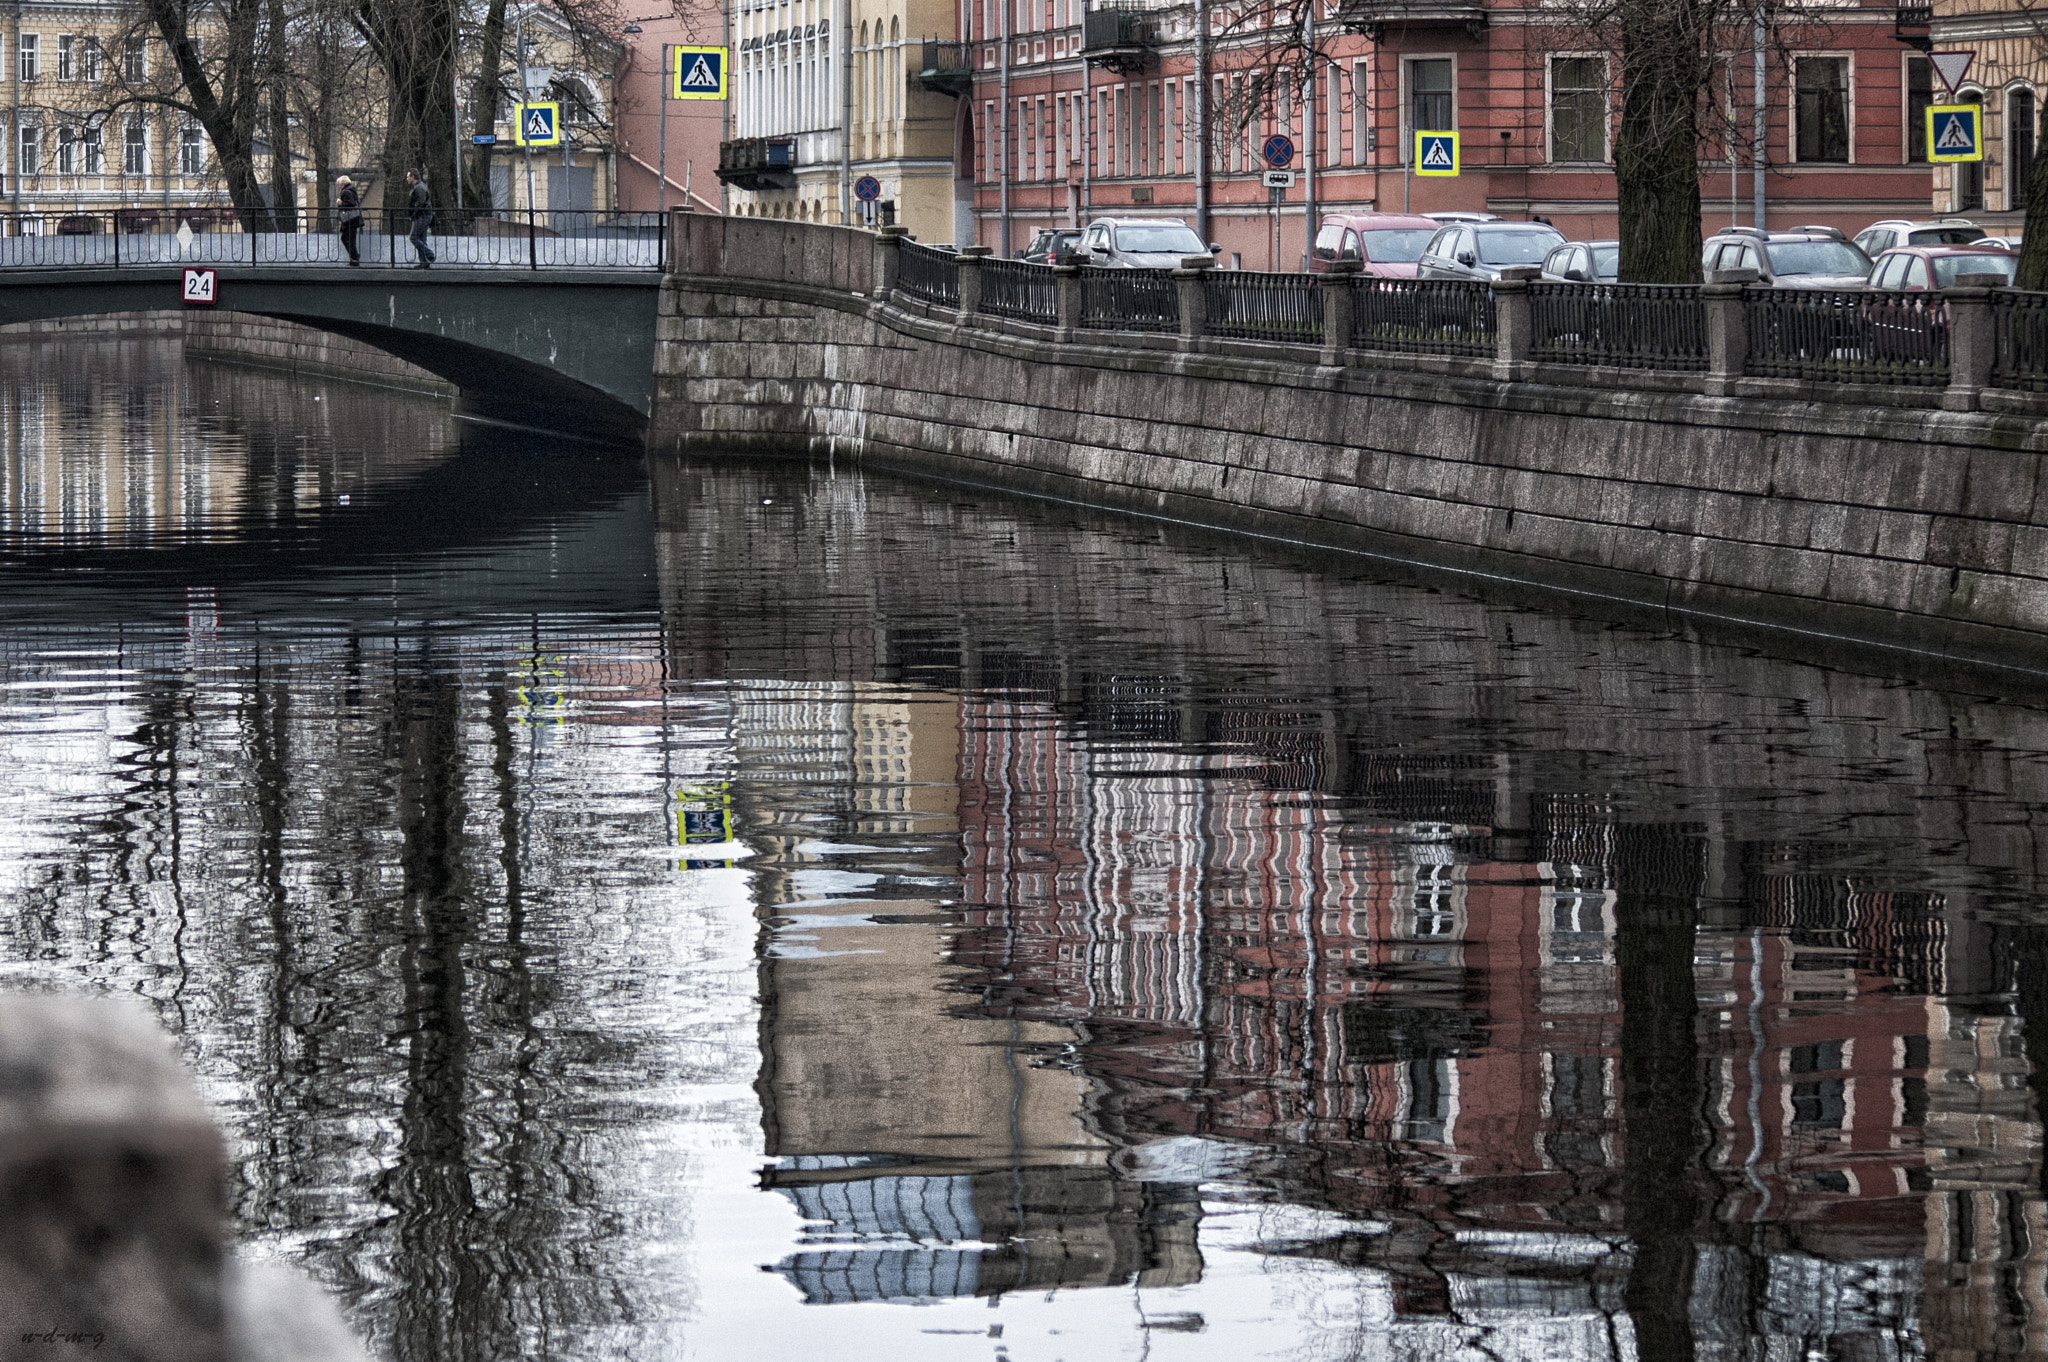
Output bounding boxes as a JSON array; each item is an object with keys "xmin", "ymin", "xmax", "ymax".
[
  {"xmin": 514, "ymin": 102, "xmax": 562, "ymax": 147},
  {"xmin": 1415, "ymin": 130, "xmax": 1459, "ymax": 177},
  {"xmin": 1927, "ymin": 104, "xmax": 1983, "ymax": 163},
  {"xmin": 673, "ymin": 45, "xmax": 728, "ymax": 100}
]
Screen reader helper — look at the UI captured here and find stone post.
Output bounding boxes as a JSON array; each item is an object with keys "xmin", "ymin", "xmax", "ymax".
[
  {"xmin": 1943, "ymin": 275, "xmax": 2007, "ymax": 412},
  {"xmin": 1053, "ymin": 261, "xmax": 1083, "ymax": 340},
  {"xmin": 1320, "ymin": 260, "xmax": 1358, "ymax": 366},
  {"xmin": 957, "ymin": 244, "xmax": 992, "ymax": 322},
  {"xmin": 1703, "ymin": 269, "xmax": 1759, "ymax": 396},
  {"xmin": 872, "ymin": 225, "xmax": 908, "ymax": 304},
  {"xmin": 1175, "ymin": 253, "xmax": 1215, "ymax": 352},
  {"xmin": 1492, "ymin": 265, "xmax": 1539, "ymax": 380}
]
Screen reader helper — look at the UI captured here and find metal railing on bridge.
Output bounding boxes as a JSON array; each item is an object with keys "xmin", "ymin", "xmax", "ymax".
[{"xmin": 0, "ymin": 207, "xmax": 664, "ymax": 270}]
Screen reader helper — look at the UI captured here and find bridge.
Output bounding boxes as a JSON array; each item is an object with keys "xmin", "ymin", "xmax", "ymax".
[{"xmin": 0, "ymin": 211, "xmax": 665, "ymax": 441}]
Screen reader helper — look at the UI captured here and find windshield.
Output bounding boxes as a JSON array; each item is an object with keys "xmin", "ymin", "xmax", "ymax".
[
  {"xmin": 1114, "ymin": 225, "xmax": 1207, "ymax": 254},
  {"xmin": 1764, "ymin": 240, "xmax": 1871, "ymax": 278},
  {"xmin": 1475, "ymin": 229, "xmax": 1563, "ymax": 264},
  {"xmin": 1592, "ymin": 246, "xmax": 1620, "ymax": 279},
  {"xmin": 1932, "ymin": 253, "xmax": 2019, "ymax": 286},
  {"xmin": 1908, "ymin": 227, "xmax": 1984, "ymax": 246},
  {"xmin": 1361, "ymin": 229, "xmax": 1435, "ymax": 262}
]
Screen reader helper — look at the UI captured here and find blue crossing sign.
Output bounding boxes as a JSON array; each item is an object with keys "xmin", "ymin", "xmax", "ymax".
[
  {"xmin": 514, "ymin": 102, "xmax": 561, "ymax": 147},
  {"xmin": 1415, "ymin": 130, "xmax": 1459, "ymax": 176},
  {"xmin": 1261, "ymin": 134, "xmax": 1295, "ymax": 169},
  {"xmin": 672, "ymin": 45, "xmax": 728, "ymax": 100},
  {"xmin": 1927, "ymin": 104, "xmax": 1983, "ymax": 163}
]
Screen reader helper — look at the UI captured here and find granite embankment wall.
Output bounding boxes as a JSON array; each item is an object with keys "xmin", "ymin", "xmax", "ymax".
[
  {"xmin": 649, "ymin": 215, "xmax": 2048, "ymax": 677},
  {"xmin": 1, "ymin": 309, "xmax": 454, "ymax": 397}
]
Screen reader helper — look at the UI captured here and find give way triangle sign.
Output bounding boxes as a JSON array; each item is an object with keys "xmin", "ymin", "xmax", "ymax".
[{"xmin": 1930, "ymin": 50, "xmax": 1974, "ymax": 96}]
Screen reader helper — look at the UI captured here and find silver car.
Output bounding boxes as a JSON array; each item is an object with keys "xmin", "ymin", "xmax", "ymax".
[{"xmin": 1076, "ymin": 217, "xmax": 1212, "ymax": 268}]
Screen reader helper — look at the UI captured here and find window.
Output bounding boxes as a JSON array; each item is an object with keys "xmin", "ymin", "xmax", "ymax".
[
  {"xmin": 82, "ymin": 124, "xmax": 102, "ymax": 173},
  {"xmin": 17, "ymin": 34, "xmax": 36, "ymax": 82},
  {"xmin": 2010, "ymin": 89, "xmax": 2035, "ymax": 210},
  {"xmin": 178, "ymin": 123, "xmax": 204, "ymax": 175},
  {"xmin": 122, "ymin": 117, "xmax": 146, "ymax": 175},
  {"xmin": 1906, "ymin": 56, "xmax": 1932, "ymax": 162},
  {"xmin": 1409, "ymin": 57, "xmax": 1452, "ymax": 141},
  {"xmin": 81, "ymin": 37, "xmax": 100, "ymax": 83},
  {"xmin": 1795, "ymin": 57, "xmax": 1849, "ymax": 162},
  {"xmin": 56, "ymin": 35, "xmax": 72, "ymax": 81},
  {"xmin": 55, "ymin": 124, "xmax": 73, "ymax": 173},
  {"xmin": 1550, "ymin": 56, "xmax": 1606, "ymax": 162},
  {"xmin": 16, "ymin": 121, "xmax": 38, "ymax": 175},
  {"xmin": 1351, "ymin": 59, "xmax": 1369, "ymax": 165},
  {"xmin": 124, "ymin": 35, "xmax": 147, "ymax": 83}
]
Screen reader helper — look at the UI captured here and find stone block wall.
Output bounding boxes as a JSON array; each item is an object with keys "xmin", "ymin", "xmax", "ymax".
[{"xmin": 652, "ymin": 249, "xmax": 2048, "ymax": 676}]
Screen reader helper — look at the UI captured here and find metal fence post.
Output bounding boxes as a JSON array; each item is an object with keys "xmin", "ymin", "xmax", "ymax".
[
  {"xmin": 1943, "ymin": 276, "xmax": 2005, "ymax": 411},
  {"xmin": 1492, "ymin": 266, "xmax": 1538, "ymax": 379},
  {"xmin": 1174, "ymin": 254, "xmax": 1214, "ymax": 352},
  {"xmin": 956, "ymin": 245, "xmax": 990, "ymax": 322},
  {"xmin": 389, "ymin": 211, "xmax": 397, "ymax": 266},
  {"xmin": 1053, "ymin": 260, "xmax": 1082, "ymax": 340},
  {"xmin": 1320, "ymin": 260, "xmax": 1357, "ymax": 365},
  {"xmin": 528, "ymin": 210, "xmax": 538, "ymax": 270},
  {"xmin": 1702, "ymin": 269, "xmax": 1757, "ymax": 396}
]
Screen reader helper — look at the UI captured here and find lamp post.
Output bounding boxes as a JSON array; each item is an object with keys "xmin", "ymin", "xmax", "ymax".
[{"xmin": 517, "ymin": 10, "xmax": 537, "ymax": 218}]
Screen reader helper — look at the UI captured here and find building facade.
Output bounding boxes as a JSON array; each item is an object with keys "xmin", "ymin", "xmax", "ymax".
[{"xmin": 1925, "ymin": 0, "xmax": 2048, "ymax": 232}]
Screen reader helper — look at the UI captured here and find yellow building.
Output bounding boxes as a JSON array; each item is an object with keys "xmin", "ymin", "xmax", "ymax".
[
  {"xmin": 1927, "ymin": 2, "xmax": 2046, "ymax": 227},
  {"xmin": 722, "ymin": 0, "xmax": 962, "ymax": 242}
]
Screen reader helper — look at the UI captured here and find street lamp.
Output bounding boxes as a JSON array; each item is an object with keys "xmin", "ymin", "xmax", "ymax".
[{"xmin": 516, "ymin": 9, "xmax": 538, "ymax": 221}]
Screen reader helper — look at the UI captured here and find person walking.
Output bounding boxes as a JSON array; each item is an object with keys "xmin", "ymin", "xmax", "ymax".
[
  {"xmin": 336, "ymin": 176, "xmax": 362, "ymax": 266},
  {"xmin": 405, "ymin": 170, "xmax": 436, "ymax": 269}
]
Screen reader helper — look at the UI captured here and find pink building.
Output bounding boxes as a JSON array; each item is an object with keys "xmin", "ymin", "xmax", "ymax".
[{"xmin": 615, "ymin": 16, "xmax": 727, "ymax": 215}]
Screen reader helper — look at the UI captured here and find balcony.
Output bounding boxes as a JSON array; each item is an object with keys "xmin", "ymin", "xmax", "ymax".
[
  {"xmin": 1894, "ymin": 5, "xmax": 1932, "ymax": 52},
  {"xmin": 716, "ymin": 137, "xmax": 798, "ymax": 191},
  {"xmin": 1082, "ymin": 5, "xmax": 1158, "ymax": 76},
  {"xmin": 916, "ymin": 39, "xmax": 972, "ymax": 96},
  {"xmin": 1333, "ymin": 0, "xmax": 1485, "ymax": 41}
]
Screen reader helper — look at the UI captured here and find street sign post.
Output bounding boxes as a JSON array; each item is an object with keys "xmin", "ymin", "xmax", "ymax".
[
  {"xmin": 181, "ymin": 268, "xmax": 216, "ymax": 307},
  {"xmin": 1415, "ymin": 131, "xmax": 1459, "ymax": 177},
  {"xmin": 673, "ymin": 45, "xmax": 728, "ymax": 100},
  {"xmin": 513, "ymin": 102, "xmax": 561, "ymax": 147},
  {"xmin": 1928, "ymin": 104, "xmax": 1984, "ymax": 163}
]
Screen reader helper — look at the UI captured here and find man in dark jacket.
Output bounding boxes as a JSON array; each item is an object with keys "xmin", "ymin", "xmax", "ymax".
[
  {"xmin": 405, "ymin": 170, "xmax": 435, "ymax": 269},
  {"xmin": 336, "ymin": 176, "xmax": 362, "ymax": 265}
]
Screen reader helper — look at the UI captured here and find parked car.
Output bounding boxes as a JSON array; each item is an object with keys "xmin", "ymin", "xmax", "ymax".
[
  {"xmin": 1021, "ymin": 228, "xmax": 1082, "ymax": 264},
  {"xmin": 1701, "ymin": 226, "xmax": 1872, "ymax": 288},
  {"xmin": 1540, "ymin": 240, "xmax": 1619, "ymax": 283},
  {"xmin": 1074, "ymin": 217, "xmax": 1211, "ymax": 268},
  {"xmin": 1422, "ymin": 211, "xmax": 1502, "ymax": 225},
  {"xmin": 1853, "ymin": 218, "xmax": 1983, "ymax": 257},
  {"xmin": 1975, "ymin": 235, "xmax": 2022, "ymax": 252},
  {"xmin": 1307, "ymin": 212, "xmax": 1440, "ymax": 277},
  {"xmin": 1868, "ymin": 245, "xmax": 2019, "ymax": 291},
  {"xmin": 1414, "ymin": 221, "xmax": 1566, "ymax": 281}
]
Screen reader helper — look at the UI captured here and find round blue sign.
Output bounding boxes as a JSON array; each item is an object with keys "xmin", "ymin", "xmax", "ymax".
[
  {"xmin": 1261, "ymin": 134, "xmax": 1296, "ymax": 169},
  {"xmin": 854, "ymin": 175, "xmax": 882, "ymax": 202}
]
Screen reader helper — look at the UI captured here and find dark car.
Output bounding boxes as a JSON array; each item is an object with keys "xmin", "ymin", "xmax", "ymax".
[
  {"xmin": 1414, "ymin": 221, "xmax": 1566, "ymax": 281},
  {"xmin": 1540, "ymin": 240, "xmax": 1619, "ymax": 283},
  {"xmin": 1701, "ymin": 227, "xmax": 1872, "ymax": 289},
  {"xmin": 1021, "ymin": 228, "xmax": 1082, "ymax": 264},
  {"xmin": 1307, "ymin": 212, "xmax": 1440, "ymax": 278}
]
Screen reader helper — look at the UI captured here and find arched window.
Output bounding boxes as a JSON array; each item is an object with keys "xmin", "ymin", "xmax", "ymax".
[{"xmin": 2010, "ymin": 86, "xmax": 2037, "ymax": 210}]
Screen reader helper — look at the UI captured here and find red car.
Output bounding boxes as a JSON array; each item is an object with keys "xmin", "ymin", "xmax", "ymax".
[
  {"xmin": 1308, "ymin": 212, "xmax": 1441, "ymax": 278},
  {"xmin": 1866, "ymin": 244, "xmax": 2017, "ymax": 292}
]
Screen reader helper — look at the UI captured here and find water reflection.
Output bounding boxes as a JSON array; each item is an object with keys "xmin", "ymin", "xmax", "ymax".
[{"xmin": 5, "ymin": 339, "xmax": 2048, "ymax": 1357}]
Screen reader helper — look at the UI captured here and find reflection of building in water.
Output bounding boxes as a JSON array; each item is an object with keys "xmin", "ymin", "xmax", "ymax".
[
  {"xmin": 733, "ymin": 682, "xmax": 1203, "ymax": 1303},
  {"xmin": 948, "ymin": 693, "xmax": 2048, "ymax": 1353}
]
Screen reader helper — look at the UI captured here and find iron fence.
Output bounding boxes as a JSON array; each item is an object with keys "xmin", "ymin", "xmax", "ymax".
[
  {"xmin": 1529, "ymin": 282, "xmax": 1708, "ymax": 371},
  {"xmin": 1743, "ymin": 288, "xmax": 1949, "ymax": 386},
  {"xmin": 1080, "ymin": 267, "xmax": 1178, "ymax": 332},
  {"xmin": 897, "ymin": 240, "xmax": 960, "ymax": 305},
  {"xmin": 979, "ymin": 257, "xmax": 1058, "ymax": 323},
  {"xmin": 1350, "ymin": 278, "xmax": 1495, "ymax": 357},
  {"xmin": 1993, "ymin": 291, "xmax": 2048, "ymax": 392},
  {"xmin": 1203, "ymin": 271, "xmax": 1322, "ymax": 344},
  {"xmin": 0, "ymin": 208, "xmax": 663, "ymax": 269}
]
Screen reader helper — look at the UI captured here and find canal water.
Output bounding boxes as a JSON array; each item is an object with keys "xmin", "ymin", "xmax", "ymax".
[{"xmin": 2, "ymin": 335, "xmax": 2045, "ymax": 1361}]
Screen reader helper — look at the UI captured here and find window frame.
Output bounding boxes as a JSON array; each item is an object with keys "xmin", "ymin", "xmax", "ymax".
[
  {"xmin": 1904, "ymin": 52, "xmax": 1932, "ymax": 164},
  {"xmin": 17, "ymin": 33, "xmax": 37, "ymax": 83},
  {"xmin": 2006, "ymin": 83, "xmax": 2036, "ymax": 211},
  {"xmin": 1546, "ymin": 52, "xmax": 1609, "ymax": 164},
  {"xmin": 121, "ymin": 117, "xmax": 147, "ymax": 176},
  {"xmin": 1789, "ymin": 52, "xmax": 1854, "ymax": 165},
  {"xmin": 1402, "ymin": 53, "xmax": 1456, "ymax": 164}
]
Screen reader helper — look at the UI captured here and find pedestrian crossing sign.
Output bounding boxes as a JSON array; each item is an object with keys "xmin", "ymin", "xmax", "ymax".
[
  {"xmin": 1928, "ymin": 104, "xmax": 1983, "ymax": 163},
  {"xmin": 1415, "ymin": 130, "xmax": 1459, "ymax": 177},
  {"xmin": 672, "ymin": 45, "xmax": 728, "ymax": 101},
  {"xmin": 514, "ymin": 101, "xmax": 562, "ymax": 147}
]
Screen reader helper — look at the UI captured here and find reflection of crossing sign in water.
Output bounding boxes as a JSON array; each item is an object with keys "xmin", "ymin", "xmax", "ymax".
[
  {"xmin": 514, "ymin": 102, "xmax": 561, "ymax": 146},
  {"xmin": 1929, "ymin": 105, "xmax": 1983, "ymax": 166},
  {"xmin": 674, "ymin": 781, "xmax": 736, "ymax": 870},
  {"xmin": 1928, "ymin": 105, "xmax": 1983, "ymax": 163},
  {"xmin": 672, "ymin": 45, "xmax": 728, "ymax": 100},
  {"xmin": 1415, "ymin": 131, "xmax": 1459, "ymax": 176}
]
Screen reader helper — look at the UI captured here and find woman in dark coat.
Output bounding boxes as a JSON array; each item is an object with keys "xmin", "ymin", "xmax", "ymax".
[{"xmin": 336, "ymin": 176, "xmax": 362, "ymax": 265}]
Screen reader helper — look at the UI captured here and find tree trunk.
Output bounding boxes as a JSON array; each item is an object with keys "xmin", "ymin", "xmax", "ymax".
[
  {"xmin": 368, "ymin": 0, "xmax": 461, "ymax": 214},
  {"xmin": 143, "ymin": 0, "xmax": 267, "ymax": 218},
  {"xmin": 265, "ymin": 0, "xmax": 296, "ymax": 228},
  {"xmin": 467, "ymin": 0, "xmax": 512, "ymax": 214},
  {"xmin": 2016, "ymin": 138, "xmax": 2048, "ymax": 290},
  {"xmin": 1614, "ymin": 0, "xmax": 1708, "ymax": 283}
]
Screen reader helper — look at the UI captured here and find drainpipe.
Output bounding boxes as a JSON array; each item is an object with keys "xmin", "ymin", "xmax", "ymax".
[
  {"xmin": 838, "ymin": 0, "xmax": 850, "ymax": 223},
  {"xmin": 998, "ymin": 0, "xmax": 1010, "ymax": 250},
  {"xmin": 1080, "ymin": 49, "xmax": 1091, "ymax": 223},
  {"xmin": 1193, "ymin": 0, "xmax": 1207, "ymax": 247},
  {"xmin": 11, "ymin": 0, "xmax": 20, "ymax": 211},
  {"xmin": 1752, "ymin": 2, "xmax": 1765, "ymax": 229},
  {"xmin": 1301, "ymin": 8, "xmax": 1313, "ymax": 270}
]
